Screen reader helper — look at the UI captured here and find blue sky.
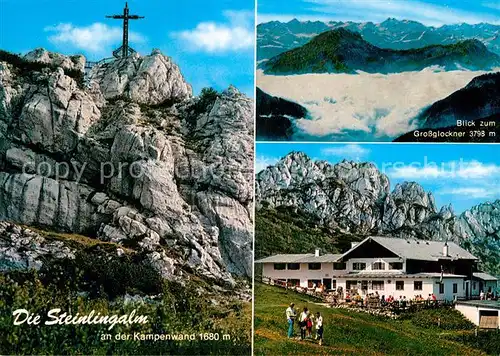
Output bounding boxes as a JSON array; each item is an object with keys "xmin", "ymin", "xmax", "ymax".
[
  {"xmin": 0, "ymin": 0, "xmax": 255, "ymax": 96},
  {"xmin": 256, "ymin": 143, "xmax": 500, "ymax": 213},
  {"xmin": 258, "ymin": 0, "xmax": 500, "ymax": 26}
]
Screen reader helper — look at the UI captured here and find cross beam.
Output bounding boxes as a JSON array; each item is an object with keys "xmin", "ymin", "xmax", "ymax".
[{"xmin": 106, "ymin": 2, "xmax": 144, "ymax": 58}]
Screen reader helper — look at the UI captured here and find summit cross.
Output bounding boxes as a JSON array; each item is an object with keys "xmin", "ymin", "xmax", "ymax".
[{"xmin": 106, "ymin": 2, "xmax": 144, "ymax": 58}]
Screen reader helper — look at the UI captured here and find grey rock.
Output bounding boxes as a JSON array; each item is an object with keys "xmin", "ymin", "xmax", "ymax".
[
  {"xmin": 0, "ymin": 48, "xmax": 253, "ymax": 291},
  {"xmin": 16, "ymin": 69, "xmax": 100, "ymax": 154},
  {"xmin": 0, "ymin": 221, "xmax": 75, "ymax": 271},
  {"xmin": 24, "ymin": 48, "xmax": 86, "ymax": 72},
  {"xmin": 90, "ymin": 51, "xmax": 192, "ymax": 105}
]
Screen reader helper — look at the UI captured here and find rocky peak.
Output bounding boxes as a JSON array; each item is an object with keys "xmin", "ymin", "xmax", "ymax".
[
  {"xmin": 465, "ymin": 72, "xmax": 500, "ymax": 90},
  {"xmin": 24, "ymin": 48, "xmax": 86, "ymax": 72},
  {"xmin": 455, "ymin": 201, "xmax": 500, "ymax": 240},
  {"xmin": 257, "ymin": 152, "xmax": 442, "ymax": 237},
  {"xmin": 390, "ymin": 182, "xmax": 437, "ymax": 211},
  {"xmin": 89, "ymin": 50, "xmax": 192, "ymax": 106}
]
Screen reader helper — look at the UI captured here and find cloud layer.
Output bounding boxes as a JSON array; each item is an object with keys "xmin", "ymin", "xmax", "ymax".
[
  {"xmin": 257, "ymin": 69, "xmax": 488, "ymax": 141},
  {"xmin": 172, "ymin": 10, "xmax": 254, "ymax": 53}
]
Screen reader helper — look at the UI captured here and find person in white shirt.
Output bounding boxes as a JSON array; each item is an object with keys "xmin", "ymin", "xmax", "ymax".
[
  {"xmin": 286, "ymin": 303, "xmax": 296, "ymax": 338},
  {"xmin": 315, "ymin": 312, "xmax": 324, "ymax": 345},
  {"xmin": 299, "ymin": 307, "xmax": 309, "ymax": 340}
]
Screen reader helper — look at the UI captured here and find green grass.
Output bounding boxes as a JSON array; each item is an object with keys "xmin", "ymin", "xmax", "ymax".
[
  {"xmin": 0, "ymin": 271, "xmax": 251, "ymax": 355},
  {"xmin": 255, "ymin": 207, "xmax": 364, "ymax": 260},
  {"xmin": 254, "ymin": 283, "xmax": 494, "ymax": 356},
  {"xmin": 25, "ymin": 225, "xmax": 134, "ymax": 253}
]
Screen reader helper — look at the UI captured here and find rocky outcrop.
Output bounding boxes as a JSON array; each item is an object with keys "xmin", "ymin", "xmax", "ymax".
[
  {"xmin": 455, "ymin": 201, "xmax": 500, "ymax": 241},
  {"xmin": 256, "ymin": 87, "xmax": 307, "ymax": 140},
  {"xmin": 395, "ymin": 72, "xmax": 500, "ymax": 143},
  {"xmin": 257, "ymin": 152, "xmax": 391, "ymax": 234},
  {"xmin": 24, "ymin": 48, "xmax": 86, "ymax": 72},
  {"xmin": 89, "ymin": 50, "xmax": 192, "ymax": 105},
  {"xmin": 256, "ymin": 152, "xmax": 499, "ymax": 275},
  {"xmin": 0, "ymin": 49, "xmax": 253, "ymax": 289},
  {"xmin": 453, "ymin": 201, "xmax": 500, "ymax": 276},
  {"xmin": 0, "ymin": 221, "xmax": 75, "ymax": 271},
  {"xmin": 417, "ymin": 72, "xmax": 500, "ymax": 130}
]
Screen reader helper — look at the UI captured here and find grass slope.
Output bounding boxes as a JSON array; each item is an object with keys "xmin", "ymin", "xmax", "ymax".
[
  {"xmin": 255, "ymin": 207, "xmax": 365, "ymax": 260},
  {"xmin": 254, "ymin": 283, "xmax": 497, "ymax": 356},
  {"xmin": 0, "ymin": 224, "xmax": 251, "ymax": 354}
]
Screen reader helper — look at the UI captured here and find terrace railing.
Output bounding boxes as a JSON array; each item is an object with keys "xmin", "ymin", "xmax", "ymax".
[{"xmin": 262, "ymin": 275, "xmax": 456, "ymax": 315}]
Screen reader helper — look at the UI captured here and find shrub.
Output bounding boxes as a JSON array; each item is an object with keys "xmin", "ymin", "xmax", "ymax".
[
  {"xmin": 39, "ymin": 248, "xmax": 163, "ymax": 299},
  {"xmin": 408, "ymin": 308, "xmax": 475, "ymax": 331},
  {"xmin": 184, "ymin": 87, "xmax": 220, "ymax": 132},
  {"xmin": 447, "ymin": 330, "xmax": 500, "ymax": 355},
  {"xmin": 0, "ymin": 270, "xmax": 251, "ymax": 355}
]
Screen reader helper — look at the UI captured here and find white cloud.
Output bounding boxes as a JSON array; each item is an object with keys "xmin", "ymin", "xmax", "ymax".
[
  {"xmin": 45, "ymin": 22, "xmax": 145, "ymax": 55},
  {"xmin": 387, "ymin": 160, "xmax": 500, "ymax": 180},
  {"xmin": 172, "ymin": 10, "xmax": 254, "ymax": 53},
  {"xmin": 255, "ymin": 155, "xmax": 279, "ymax": 173},
  {"xmin": 321, "ymin": 144, "xmax": 370, "ymax": 160},
  {"xmin": 439, "ymin": 187, "xmax": 500, "ymax": 199},
  {"xmin": 483, "ymin": 2, "xmax": 500, "ymax": 11},
  {"xmin": 263, "ymin": 0, "xmax": 500, "ymax": 26}
]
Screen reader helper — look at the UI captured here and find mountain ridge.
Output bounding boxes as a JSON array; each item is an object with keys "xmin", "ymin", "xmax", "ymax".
[
  {"xmin": 256, "ymin": 152, "xmax": 500, "ymax": 276},
  {"xmin": 258, "ymin": 18, "xmax": 500, "ymax": 61},
  {"xmin": 262, "ymin": 28, "xmax": 500, "ymax": 74}
]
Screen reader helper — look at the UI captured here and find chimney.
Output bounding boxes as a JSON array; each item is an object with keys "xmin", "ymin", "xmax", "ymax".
[
  {"xmin": 443, "ymin": 242, "xmax": 449, "ymax": 257},
  {"xmin": 315, "ymin": 248, "xmax": 320, "ymax": 257}
]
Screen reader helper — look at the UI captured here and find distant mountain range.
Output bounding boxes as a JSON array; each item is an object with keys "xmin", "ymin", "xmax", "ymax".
[
  {"xmin": 258, "ymin": 18, "xmax": 500, "ymax": 61},
  {"xmin": 261, "ymin": 28, "xmax": 500, "ymax": 75}
]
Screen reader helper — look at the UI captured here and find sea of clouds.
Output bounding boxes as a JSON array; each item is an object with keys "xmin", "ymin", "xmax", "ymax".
[{"xmin": 257, "ymin": 68, "xmax": 496, "ymax": 141}]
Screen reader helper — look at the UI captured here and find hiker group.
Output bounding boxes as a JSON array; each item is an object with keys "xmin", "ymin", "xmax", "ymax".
[{"xmin": 285, "ymin": 303, "xmax": 323, "ymax": 345}]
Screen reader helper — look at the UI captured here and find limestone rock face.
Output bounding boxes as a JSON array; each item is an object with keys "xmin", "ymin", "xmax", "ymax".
[
  {"xmin": 257, "ymin": 152, "xmax": 391, "ymax": 234},
  {"xmin": 0, "ymin": 221, "xmax": 75, "ymax": 271},
  {"xmin": 24, "ymin": 48, "xmax": 86, "ymax": 72},
  {"xmin": 0, "ymin": 49, "xmax": 253, "ymax": 289},
  {"xmin": 256, "ymin": 152, "xmax": 499, "ymax": 258},
  {"xmin": 453, "ymin": 201, "xmax": 500, "ymax": 275},
  {"xmin": 16, "ymin": 68, "xmax": 100, "ymax": 154},
  {"xmin": 0, "ymin": 172, "xmax": 108, "ymax": 233},
  {"xmin": 90, "ymin": 51, "xmax": 192, "ymax": 105}
]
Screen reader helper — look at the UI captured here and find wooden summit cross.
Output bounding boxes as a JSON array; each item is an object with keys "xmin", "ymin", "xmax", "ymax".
[{"xmin": 106, "ymin": 2, "xmax": 144, "ymax": 58}]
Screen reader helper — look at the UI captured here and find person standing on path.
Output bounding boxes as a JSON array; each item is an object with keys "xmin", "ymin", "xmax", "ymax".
[
  {"xmin": 315, "ymin": 312, "xmax": 324, "ymax": 346},
  {"xmin": 299, "ymin": 307, "xmax": 309, "ymax": 340},
  {"xmin": 286, "ymin": 303, "xmax": 296, "ymax": 338}
]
